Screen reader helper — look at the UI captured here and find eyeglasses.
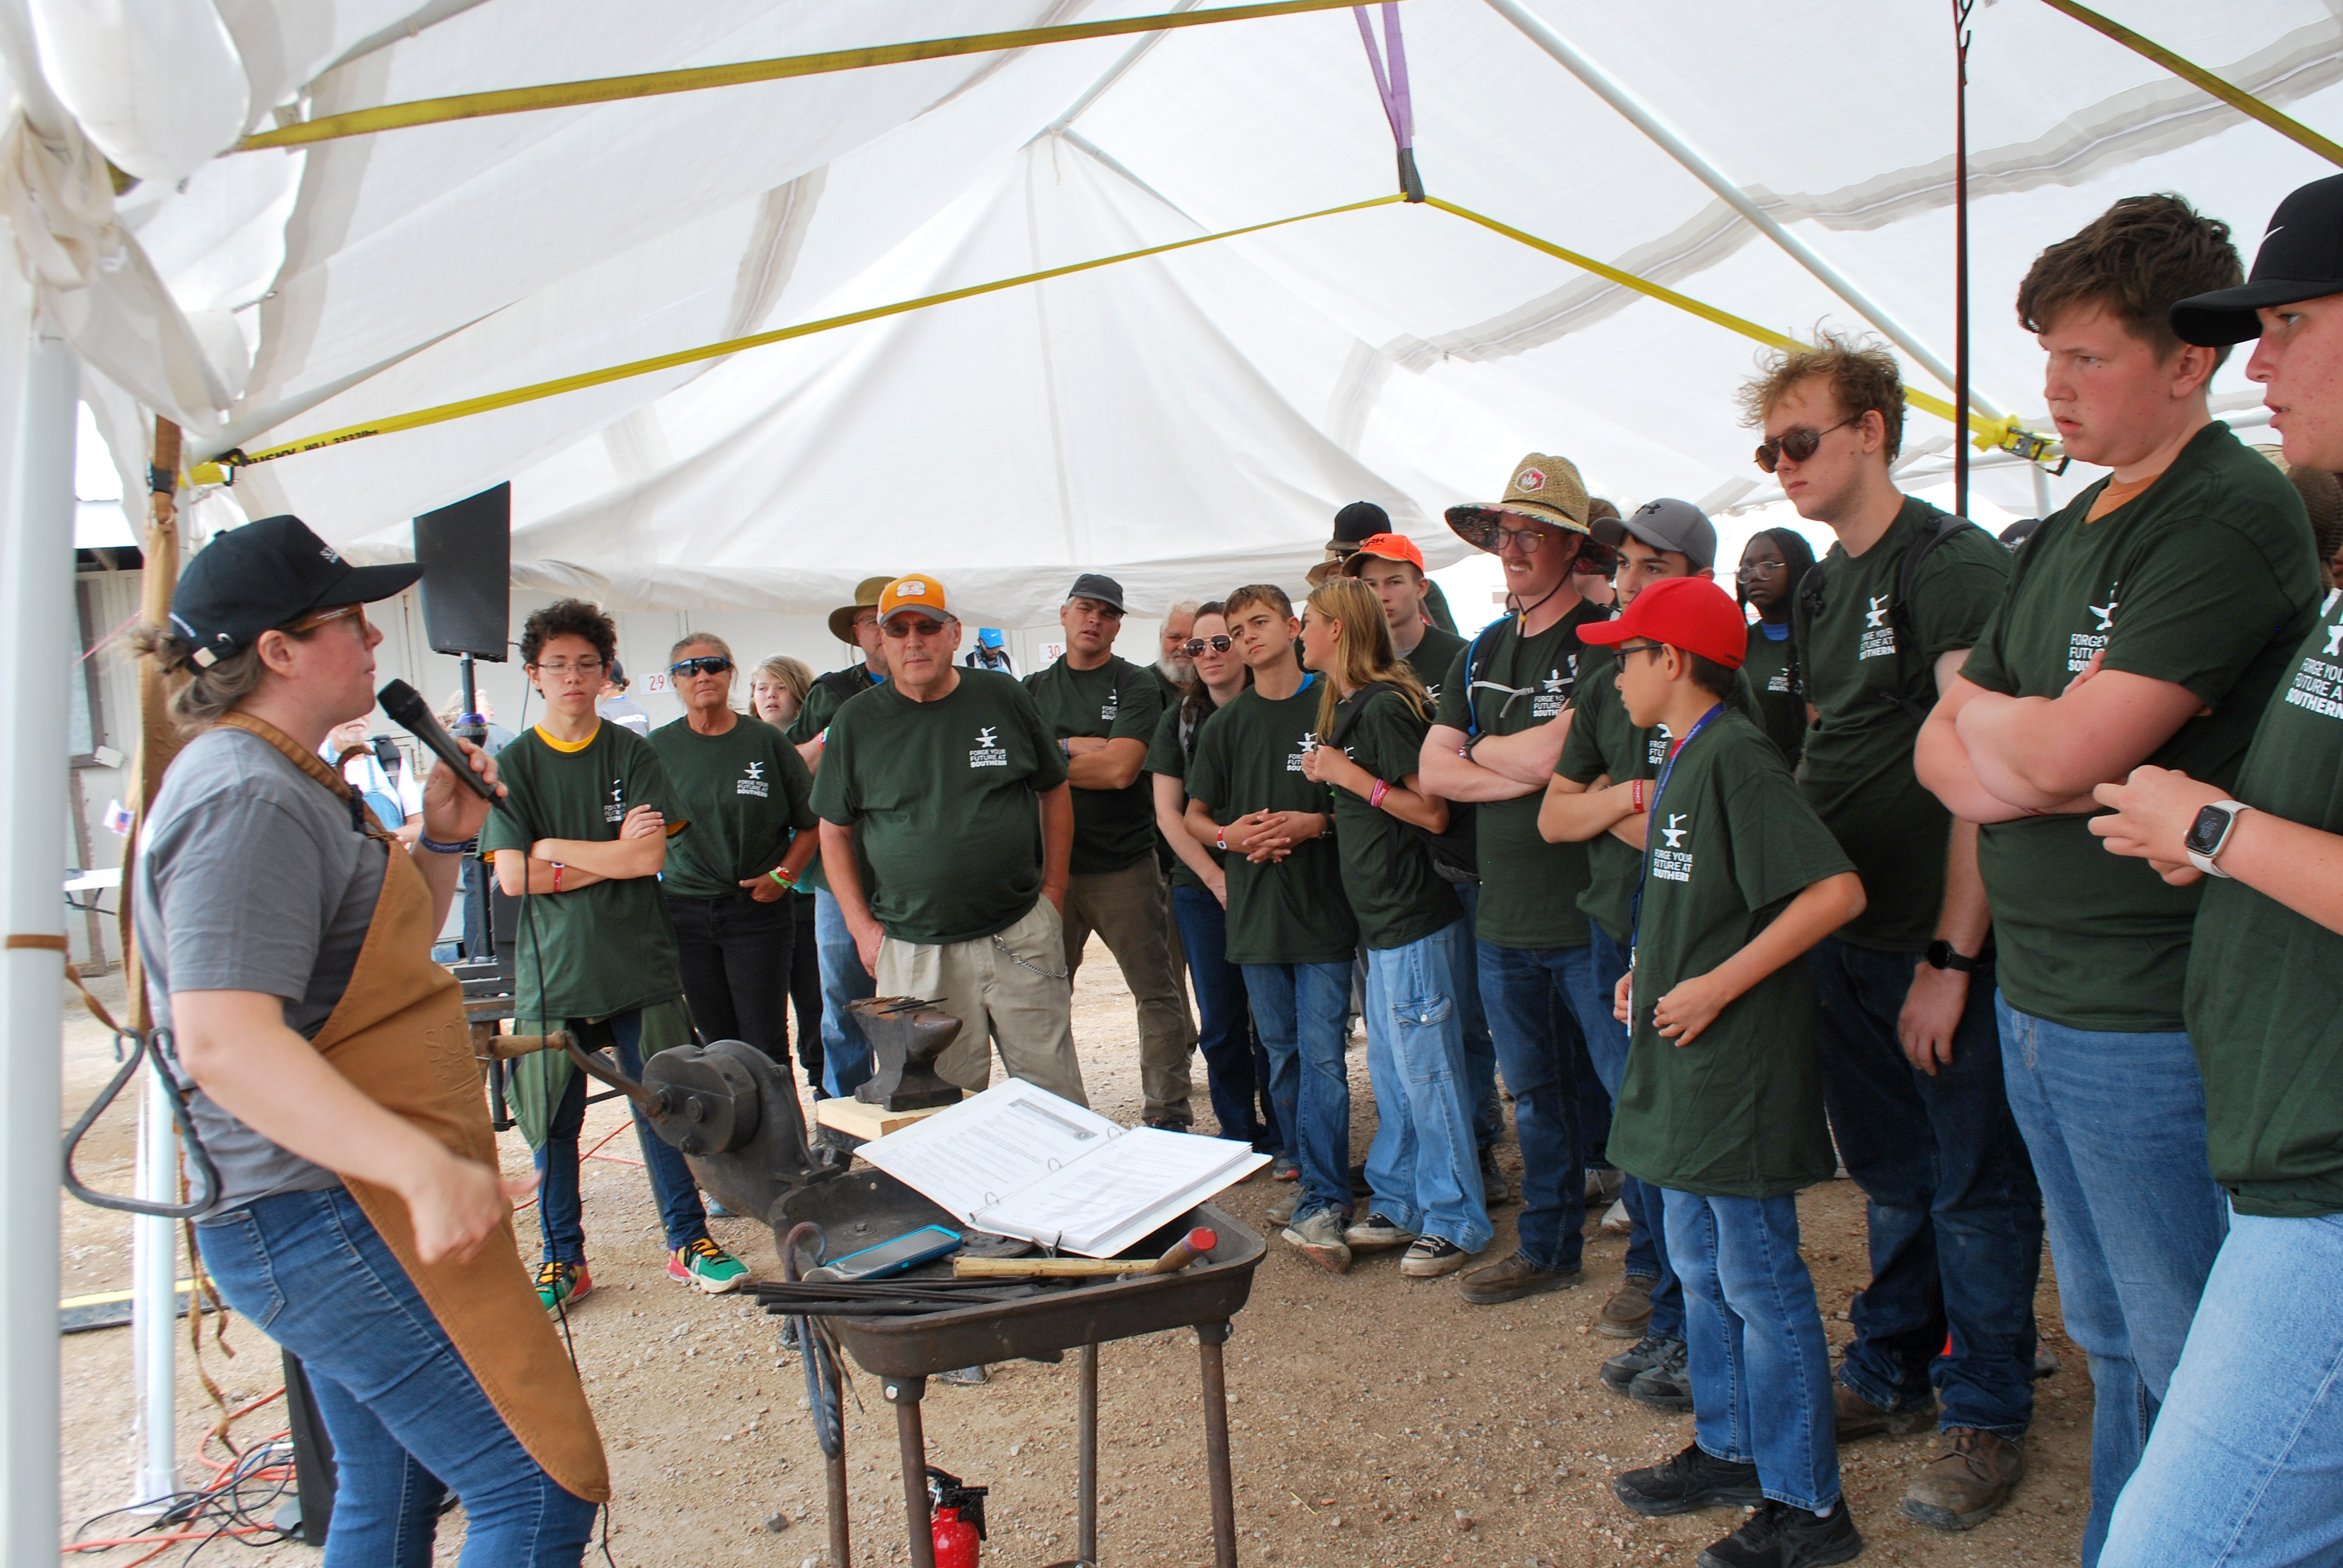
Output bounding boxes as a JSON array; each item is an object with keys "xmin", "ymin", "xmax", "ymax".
[
  {"xmin": 1493, "ymin": 524, "xmax": 1556, "ymax": 554},
  {"xmin": 1179, "ymin": 636, "xmax": 1234, "ymax": 657},
  {"xmin": 529, "ymin": 658, "xmax": 605, "ymax": 679},
  {"xmin": 283, "ymin": 603, "xmax": 368, "ymax": 636},
  {"xmin": 1736, "ymin": 559, "xmax": 1790, "ymax": 578},
  {"xmin": 882, "ymin": 616, "xmax": 948, "ymax": 638},
  {"xmin": 1755, "ymin": 414, "xmax": 1863, "ymax": 473},
  {"xmin": 1613, "ymin": 641, "xmax": 1670, "ymax": 661},
  {"xmin": 670, "ymin": 655, "xmax": 733, "ymax": 678}
]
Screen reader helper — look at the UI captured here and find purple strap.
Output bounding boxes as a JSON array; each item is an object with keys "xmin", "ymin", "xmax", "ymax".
[{"xmin": 1352, "ymin": 3, "xmax": 1413, "ymax": 150}]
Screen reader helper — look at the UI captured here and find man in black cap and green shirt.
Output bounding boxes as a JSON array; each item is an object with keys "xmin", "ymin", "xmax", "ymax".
[
  {"xmin": 1311, "ymin": 500, "xmax": 1457, "ymax": 632},
  {"xmin": 1418, "ymin": 454, "xmax": 1620, "ymax": 1307},
  {"xmin": 786, "ymin": 574, "xmax": 893, "ymax": 1099},
  {"xmin": 1917, "ymin": 194, "xmax": 2319, "ymax": 1563},
  {"xmin": 1026, "ymin": 573, "xmax": 1198, "ymax": 1128},
  {"xmin": 2089, "ymin": 170, "xmax": 2343, "ymax": 1567},
  {"xmin": 1740, "ymin": 333, "xmax": 2043, "ymax": 1532}
]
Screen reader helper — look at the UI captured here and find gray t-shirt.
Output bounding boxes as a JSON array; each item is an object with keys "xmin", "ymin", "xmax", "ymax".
[{"xmin": 134, "ymin": 725, "xmax": 387, "ymax": 1213}]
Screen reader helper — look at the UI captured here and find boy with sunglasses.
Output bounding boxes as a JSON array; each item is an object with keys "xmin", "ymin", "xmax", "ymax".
[
  {"xmin": 1418, "ymin": 455, "xmax": 1619, "ymax": 1304},
  {"xmin": 1745, "ymin": 333, "xmax": 2043, "ymax": 1532},
  {"xmin": 1584, "ymin": 575, "xmax": 1866, "ymax": 1568}
]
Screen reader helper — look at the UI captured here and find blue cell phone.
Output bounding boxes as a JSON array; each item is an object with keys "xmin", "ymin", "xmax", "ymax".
[{"xmin": 822, "ymin": 1224, "xmax": 963, "ymax": 1281}]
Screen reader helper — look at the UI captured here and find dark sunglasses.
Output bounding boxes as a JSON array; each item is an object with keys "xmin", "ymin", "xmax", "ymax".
[
  {"xmin": 670, "ymin": 655, "xmax": 733, "ymax": 678},
  {"xmin": 1755, "ymin": 414, "xmax": 1861, "ymax": 474},
  {"xmin": 1180, "ymin": 635, "xmax": 1234, "ymax": 656},
  {"xmin": 1613, "ymin": 641, "xmax": 1670, "ymax": 661}
]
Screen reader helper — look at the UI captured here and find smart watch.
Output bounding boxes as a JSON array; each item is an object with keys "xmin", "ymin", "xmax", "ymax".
[
  {"xmin": 1924, "ymin": 940, "xmax": 1981, "ymax": 974},
  {"xmin": 2183, "ymin": 800, "xmax": 2253, "ymax": 879}
]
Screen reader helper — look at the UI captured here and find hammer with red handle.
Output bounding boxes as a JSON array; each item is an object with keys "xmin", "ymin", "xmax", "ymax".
[{"xmin": 951, "ymin": 1227, "xmax": 1219, "ymax": 1279}]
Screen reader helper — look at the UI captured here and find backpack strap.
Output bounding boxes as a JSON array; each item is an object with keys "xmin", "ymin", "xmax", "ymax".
[
  {"xmin": 1883, "ymin": 502, "xmax": 1979, "ymax": 723},
  {"xmin": 1329, "ymin": 682, "xmax": 1417, "ymax": 750}
]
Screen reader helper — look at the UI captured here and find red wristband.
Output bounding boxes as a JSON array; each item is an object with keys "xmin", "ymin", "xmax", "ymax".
[
  {"xmin": 1368, "ymin": 779, "xmax": 1390, "ymax": 809},
  {"xmin": 1630, "ymin": 779, "xmax": 1647, "ymax": 814},
  {"xmin": 551, "ymin": 861, "xmax": 565, "ymax": 892}
]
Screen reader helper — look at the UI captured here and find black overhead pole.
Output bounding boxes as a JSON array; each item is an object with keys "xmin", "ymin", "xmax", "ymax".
[{"xmin": 1954, "ymin": 0, "xmax": 1975, "ymax": 521}]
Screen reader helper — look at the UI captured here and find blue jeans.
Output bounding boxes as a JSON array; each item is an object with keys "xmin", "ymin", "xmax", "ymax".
[
  {"xmin": 1173, "ymin": 886, "xmax": 1270, "ymax": 1148},
  {"xmin": 1810, "ymin": 938, "xmax": 2042, "ymax": 1435},
  {"xmin": 1452, "ymin": 881, "xmax": 1501, "ymax": 1151},
  {"xmin": 1589, "ymin": 924, "xmax": 1683, "ymax": 1337},
  {"xmin": 1664, "ymin": 1188, "xmax": 1840, "ymax": 1512},
  {"xmin": 1242, "ymin": 961, "xmax": 1352, "ymax": 1217},
  {"xmin": 195, "ymin": 1189, "xmax": 600, "ymax": 1566},
  {"xmin": 534, "ymin": 1007, "xmax": 708, "ymax": 1261},
  {"xmin": 1476, "ymin": 940, "xmax": 1591, "ymax": 1272},
  {"xmin": 814, "ymin": 887, "xmax": 875, "ymax": 1097},
  {"xmin": 2104, "ymin": 1209, "xmax": 2343, "ymax": 1568},
  {"xmin": 1362, "ymin": 921, "xmax": 1491, "ymax": 1252},
  {"xmin": 1997, "ymin": 995, "xmax": 2227, "ymax": 1566}
]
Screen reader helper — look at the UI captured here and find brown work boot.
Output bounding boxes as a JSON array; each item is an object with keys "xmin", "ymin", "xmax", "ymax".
[
  {"xmin": 1598, "ymin": 1275, "xmax": 1655, "ymax": 1339},
  {"xmin": 1833, "ymin": 1380, "xmax": 1938, "ymax": 1441},
  {"xmin": 1901, "ymin": 1428, "xmax": 2024, "ymax": 1530}
]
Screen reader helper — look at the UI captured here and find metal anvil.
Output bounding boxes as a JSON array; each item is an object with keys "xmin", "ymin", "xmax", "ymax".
[{"xmin": 850, "ymin": 996, "xmax": 965, "ymax": 1112}]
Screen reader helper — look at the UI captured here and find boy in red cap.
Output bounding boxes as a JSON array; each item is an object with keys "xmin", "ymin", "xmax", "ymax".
[{"xmin": 1584, "ymin": 576, "xmax": 1870, "ymax": 1568}]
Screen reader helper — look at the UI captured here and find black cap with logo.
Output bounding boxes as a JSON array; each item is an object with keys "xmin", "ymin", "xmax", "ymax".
[
  {"xmin": 2173, "ymin": 173, "xmax": 2343, "ymax": 347},
  {"xmin": 1066, "ymin": 572, "xmax": 1127, "ymax": 613},
  {"xmin": 166, "ymin": 514, "xmax": 423, "ymax": 668}
]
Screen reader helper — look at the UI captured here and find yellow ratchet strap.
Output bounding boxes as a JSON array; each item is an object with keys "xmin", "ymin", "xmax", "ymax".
[
  {"xmin": 239, "ymin": 0, "xmax": 1400, "ymax": 152},
  {"xmin": 2034, "ymin": 0, "xmax": 2343, "ymax": 169}
]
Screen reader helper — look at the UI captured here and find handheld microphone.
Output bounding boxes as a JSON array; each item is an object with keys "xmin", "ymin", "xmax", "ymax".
[{"xmin": 378, "ymin": 679, "xmax": 498, "ymax": 800}]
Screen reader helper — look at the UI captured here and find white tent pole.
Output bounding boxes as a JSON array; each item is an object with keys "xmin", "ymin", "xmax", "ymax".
[
  {"xmin": 1483, "ymin": 0, "xmax": 2008, "ymax": 421},
  {"xmin": 0, "ymin": 315, "xmax": 78, "ymax": 1567},
  {"xmin": 129, "ymin": 1076, "xmax": 178, "ymax": 1508}
]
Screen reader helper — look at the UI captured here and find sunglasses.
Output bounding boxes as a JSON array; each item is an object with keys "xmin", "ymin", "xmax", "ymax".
[
  {"xmin": 283, "ymin": 602, "xmax": 369, "ymax": 636},
  {"xmin": 882, "ymin": 616, "xmax": 948, "ymax": 638},
  {"xmin": 1755, "ymin": 414, "xmax": 1862, "ymax": 474},
  {"xmin": 1179, "ymin": 636, "xmax": 1234, "ymax": 657},
  {"xmin": 1614, "ymin": 641, "xmax": 1670, "ymax": 661},
  {"xmin": 670, "ymin": 655, "xmax": 733, "ymax": 678}
]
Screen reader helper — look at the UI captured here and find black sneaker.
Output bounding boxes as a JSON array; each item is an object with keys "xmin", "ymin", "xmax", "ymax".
[
  {"xmin": 1613, "ymin": 1443, "xmax": 1763, "ymax": 1518},
  {"xmin": 1398, "ymin": 1235, "xmax": 1476, "ymax": 1278},
  {"xmin": 1602, "ymin": 1332, "xmax": 1684, "ymax": 1396},
  {"xmin": 1343, "ymin": 1212, "xmax": 1418, "ymax": 1252},
  {"xmin": 1697, "ymin": 1498, "xmax": 1864, "ymax": 1568},
  {"xmin": 1628, "ymin": 1336, "xmax": 1694, "ymax": 1413}
]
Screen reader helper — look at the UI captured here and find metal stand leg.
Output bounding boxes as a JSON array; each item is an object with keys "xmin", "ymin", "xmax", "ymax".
[
  {"xmin": 1077, "ymin": 1342, "xmax": 1099, "ymax": 1565},
  {"xmin": 884, "ymin": 1376, "xmax": 935, "ymax": 1568},
  {"xmin": 826, "ymin": 1436, "xmax": 852, "ymax": 1568},
  {"xmin": 1197, "ymin": 1322, "xmax": 1237, "ymax": 1568}
]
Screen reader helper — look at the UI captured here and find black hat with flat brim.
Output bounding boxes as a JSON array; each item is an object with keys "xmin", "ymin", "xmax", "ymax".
[
  {"xmin": 166, "ymin": 514, "xmax": 421, "ymax": 669},
  {"xmin": 2174, "ymin": 174, "xmax": 2343, "ymax": 347}
]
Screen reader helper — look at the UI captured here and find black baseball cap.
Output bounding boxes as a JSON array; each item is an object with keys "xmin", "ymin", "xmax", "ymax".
[
  {"xmin": 1066, "ymin": 572, "xmax": 1126, "ymax": 613},
  {"xmin": 166, "ymin": 515, "xmax": 421, "ymax": 668},
  {"xmin": 2173, "ymin": 174, "xmax": 2343, "ymax": 346},
  {"xmin": 1328, "ymin": 500, "xmax": 1391, "ymax": 550}
]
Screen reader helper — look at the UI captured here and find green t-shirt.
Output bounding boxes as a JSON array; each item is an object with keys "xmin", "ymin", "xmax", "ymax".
[
  {"xmin": 1423, "ymin": 578, "xmax": 1458, "ymax": 635},
  {"xmin": 1328, "ymin": 686, "xmax": 1463, "ymax": 950},
  {"xmin": 2189, "ymin": 589, "xmax": 2343, "ymax": 1217},
  {"xmin": 1741, "ymin": 619, "xmax": 1806, "ymax": 765},
  {"xmin": 480, "ymin": 724, "xmax": 684, "ymax": 1019},
  {"xmin": 1185, "ymin": 679, "xmax": 1357, "ymax": 965},
  {"xmin": 784, "ymin": 665, "xmax": 884, "ymax": 892},
  {"xmin": 1964, "ymin": 422, "xmax": 2319, "ymax": 1030},
  {"xmin": 808, "ymin": 670, "xmax": 1069, "ymax": 945},
  {"xmin": 1024, "ymin": 655, "xmax": 1164, "ymax": 875},
  {"xmin": 1146, "ymin": 701, "xmax": 1223, "ymax": 895},
  {"xmin": 1398, "ymin": 624, "xmax": 1468, "ymax": 705},
  {"xmin": 647, "ymin": 715, "xmax": 816, "ymax": 899},
  {"xmin": 1431, "ymin": 603, "xmax": 1611, "ymax": 949},
  {"xmin": 1794, "ymin": 500, "xmax": 2011, "ymax": 952},
  {"xmin": 1606, "ymin": 711, "xmax": 1852, "ymax": 1198}
]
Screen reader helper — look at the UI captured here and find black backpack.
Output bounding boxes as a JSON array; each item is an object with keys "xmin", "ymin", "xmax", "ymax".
[
  {"xmin": 1789, "ymin": 505, "xmax": 1976, "ymax": 724},
  {"xmin": 1328, "ymin": 682, "xmax": 1480, "ymax": 883}
]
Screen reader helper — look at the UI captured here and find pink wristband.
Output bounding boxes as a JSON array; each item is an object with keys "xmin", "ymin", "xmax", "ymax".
[{"xmin": 1368, "ymin": 779, "xmax": 1391, "ymax": 809}]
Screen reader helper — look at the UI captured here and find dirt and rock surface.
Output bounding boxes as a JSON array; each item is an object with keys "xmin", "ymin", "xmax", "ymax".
[{"xmin": 59, "ymin": 949, "xmax": 2089, "ymax": 1566}]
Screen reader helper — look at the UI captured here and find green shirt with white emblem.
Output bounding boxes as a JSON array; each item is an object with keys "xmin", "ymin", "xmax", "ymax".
[
  {"xmin": 1185, "ymin": 679, "xmax": 1357, "ymax": 965},
  {"xmin": 1328, "ymin": 685, "xmax": 1461, "ymax": 950},
  {"xmin": 648, "ymin": 715, "xmax": 818, "ymax": 899},
  {"xmin": 1024, "ymin": 654, "xmax": 1164, "ymax": 875}
]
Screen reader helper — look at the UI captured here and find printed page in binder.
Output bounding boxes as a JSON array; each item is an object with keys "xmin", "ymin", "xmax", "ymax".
[{"xmin": 857, "ymin": 1079, "xmax": 1122, "ymax": 1226}]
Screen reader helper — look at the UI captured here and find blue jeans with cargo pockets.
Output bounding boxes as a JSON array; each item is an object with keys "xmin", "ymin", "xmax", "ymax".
[
  {"xmin": 1362, "ymin": 920, "xmax": 1491, "ymax": 1252},
  {"xmin": 195, "ymin": 1187, "xmax": 600, "ymax": 1566},
  {"xmin": 1476, "ymin": 939, "xmax": 1591, "ymax": 1273},
  {"xmin": 1242, "ymin": 961, "xmax": 1353, "ymax": 1218}
]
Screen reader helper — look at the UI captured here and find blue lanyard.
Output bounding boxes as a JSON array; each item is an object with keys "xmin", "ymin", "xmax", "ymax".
[{"xmin": 1626, "ymin": 702, "xmax": 1726, "ymax": 969}]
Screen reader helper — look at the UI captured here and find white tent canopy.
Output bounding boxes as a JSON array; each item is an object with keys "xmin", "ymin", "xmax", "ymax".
[{"xmin": 19, "ymin": 0, "xmax": 2341, "ymax": 624}]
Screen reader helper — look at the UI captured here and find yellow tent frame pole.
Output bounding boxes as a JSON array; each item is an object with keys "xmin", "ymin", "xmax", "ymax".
[
  {"xmin": 2034, "ymin": 0, "xmax": 2343, "ymax": 168},
  {"xmin": 238, "ymin": 0, "xmax": 1397, "ymax": 152}
]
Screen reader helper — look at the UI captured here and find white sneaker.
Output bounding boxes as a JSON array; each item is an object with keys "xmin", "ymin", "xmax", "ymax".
[{"xmin": 1601, "ymin": 1198, "xmax": 1631, "ymax": 1234}]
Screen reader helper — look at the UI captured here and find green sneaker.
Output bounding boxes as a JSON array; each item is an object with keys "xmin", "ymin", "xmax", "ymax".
[
  {"xmin": 536, "ymin": 1259, "xmax": 592, "ymax": 1314},
  {"xmin": 669, "ymin": 1238, "xmax": 749, "ymax": 1293}
]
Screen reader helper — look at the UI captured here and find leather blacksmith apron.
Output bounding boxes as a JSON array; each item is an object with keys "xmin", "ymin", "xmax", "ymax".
[{"xmin": 220, "ymin": 713, "xmax": 610, "ymax": 1501}]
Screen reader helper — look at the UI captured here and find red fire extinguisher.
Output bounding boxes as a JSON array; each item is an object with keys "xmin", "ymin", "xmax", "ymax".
[{"xmin": 927, "ymin": 1466, "xmax": 988, "ymax": 1568}]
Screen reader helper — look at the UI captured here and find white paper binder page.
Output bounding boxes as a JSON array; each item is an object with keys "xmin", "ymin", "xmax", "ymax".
[
  {"xmin": 971, "ymin": 1127, "xmax": 1270, "ymax": 1258},
  {"xmin": 857, "ymin": 1079, "xmax": 1122, "ymax": 1226}
]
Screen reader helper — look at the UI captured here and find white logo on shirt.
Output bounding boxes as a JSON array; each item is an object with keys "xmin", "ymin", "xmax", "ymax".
[
  {"xmin": 1287, "ymin": 730, "xmax": 1318, "ymax": 772},
  {"xmin": 1652, "ymin": 810, "xmax": 1694, "ymax": 882},
  {"xmin": 2285, "ymin": 605, "xmax": 2343, "ymax": 722},
  {"xmin": 737, "ymin": 760, "xmax": 770, "ymax": 798},
  {"xmin": 605, "ymin": 779, "xmax": 626, "ymax": 823},
  {"xmin": 2090, "ymin": 598, "xmax": 2118, "ymax": 632},
  {"xmin": 2068, "ymin": 580, "xmax": 2119, "ymax": 672},
  {"xmin": 1865, "ymin": 595, "xmax": 1890, "ymax": 629},
  {"xmin": 2324, "ymin": 622, "xmax": 2343, "ymax": 658},
  {"xmin": 1533, "ymin": 665, "xmax": 1571, "ymax": 718},
  {"xmin": 969, "ymin": 726, "xmax": 1008, "ymax": 768},
  {"xmin": 1857, "ymin": 596, "xmax": 1897, "ymax": 661},
  {"xmin": 1660, "ymin": 812, "xmax": 1687, "ymax": 848}
]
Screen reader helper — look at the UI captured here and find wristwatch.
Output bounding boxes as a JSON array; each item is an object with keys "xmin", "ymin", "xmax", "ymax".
[
  {"xmin": 1924, "ymin": 940, "xmax": 1982, "ymax": 973},
  {"xmin": 2184, "ymin": 799, "xmax": 2253, "ymax": 878}
]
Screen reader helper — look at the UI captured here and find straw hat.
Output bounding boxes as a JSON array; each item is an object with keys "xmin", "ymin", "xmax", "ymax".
[
  {"xmin": 1444, "ymin": 452, "xmax": 1590, "ymax": 551},
  {"xmin": 827, "ymin": 575, "xmax": 894, "ymax": 644}
]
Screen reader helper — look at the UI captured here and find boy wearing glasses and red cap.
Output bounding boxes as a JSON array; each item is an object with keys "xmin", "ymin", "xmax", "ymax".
[{"xmin": 1582, "ymin": 575, "xmax": 1866, "ymax": 1568}]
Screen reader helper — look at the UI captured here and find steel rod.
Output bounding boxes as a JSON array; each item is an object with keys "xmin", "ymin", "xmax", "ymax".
[
  {"xmin": 886, "ymin": 1377, "xmax": 936, "ymax": 1568},
  {"xmin": 1198, "ymin": 1323, "xmax": 1237, "ymax": 1568},
  {"xmin": 1078, "ymin": 1342, "xmax": 1099, "ymax": 1564}
]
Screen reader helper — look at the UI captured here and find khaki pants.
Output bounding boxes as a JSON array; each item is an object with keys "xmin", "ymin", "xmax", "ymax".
[
  {"xmin": 877, "ymin": 898, "xmax": 1087, "ymax": 1106},
  {"xmin": 1062, "ymin": 857, "xmax": 1198, "ymax": 1125}
]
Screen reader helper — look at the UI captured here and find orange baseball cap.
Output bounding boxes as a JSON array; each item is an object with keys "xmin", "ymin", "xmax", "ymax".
[
  {"xmin": 878, "ymin": 573, "xmax": 954, "ymax": 623},
  {"xmin": 1340, "ymin": 532, "xmax": 1427, "ymax": 575}
]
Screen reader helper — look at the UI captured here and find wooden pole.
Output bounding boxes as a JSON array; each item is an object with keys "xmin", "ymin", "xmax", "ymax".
[{"xmin": 117, "ymin": 417, "xmax": 183, "ymax": 1034}]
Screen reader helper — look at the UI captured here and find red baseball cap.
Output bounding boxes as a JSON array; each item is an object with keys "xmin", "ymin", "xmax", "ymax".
[
  {"xmin": 1578, "ymin": 575, "xmax": 1746, "ymax": 668},
  {"xmin": 1340, "ymin": 532, "xmax": 1427, "ymax": 575}
]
